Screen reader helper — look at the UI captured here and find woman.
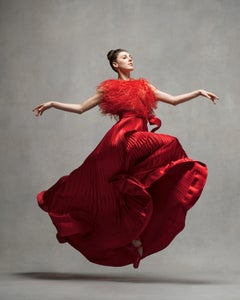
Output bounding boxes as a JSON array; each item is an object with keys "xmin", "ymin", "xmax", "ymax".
[{"xmin": 33, "ymin": 49, "xmax": 218, "ymax": 268}]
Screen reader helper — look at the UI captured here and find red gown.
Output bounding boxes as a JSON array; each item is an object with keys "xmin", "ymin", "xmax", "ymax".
[{"xmin": 37, "ymin": 78, "xmax": 207, "ymax": 268}]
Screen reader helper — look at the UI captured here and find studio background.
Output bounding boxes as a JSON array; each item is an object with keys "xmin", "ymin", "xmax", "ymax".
[{"xmin": 0, "ymin": 0, "xmax": 239, "ymax": 275}]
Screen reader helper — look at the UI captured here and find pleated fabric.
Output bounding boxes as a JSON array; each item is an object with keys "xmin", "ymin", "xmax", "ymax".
[{"xmin": 37, "ymin": 79, "xmax": 208, "ymax": 268}]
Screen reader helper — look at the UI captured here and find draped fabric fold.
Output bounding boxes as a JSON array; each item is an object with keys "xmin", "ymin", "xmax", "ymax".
[{"xmin": 149, "ymin": 115, "xmax": 162, "ymax": 132}]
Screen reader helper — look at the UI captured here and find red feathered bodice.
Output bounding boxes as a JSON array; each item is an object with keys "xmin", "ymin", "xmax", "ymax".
[{"xmin": 98, "ymin": 78, "xmax": 157, "ymax": 119}]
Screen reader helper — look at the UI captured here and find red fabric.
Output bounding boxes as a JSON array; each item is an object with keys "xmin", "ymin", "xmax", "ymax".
[
  {"xmin": 98, "ymin": 78, "xmax": 157, "ymax": 119},
  {"xmin": 37, "ymin": 79, "xmax": 208, "ymax": 268}
]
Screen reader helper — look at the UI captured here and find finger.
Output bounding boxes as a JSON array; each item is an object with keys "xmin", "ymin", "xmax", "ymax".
[
  {"xmin": 33, "ymin": 107, "xmax": 42, "ymax": 116},
  {"xmin": 33, "ymin": 107, "xmax": 41, "ymax": 113},
  {"xmin": 209, "ymin": 93, "xmax": 218, "ymax": 101},
  {"xmin": 210, "ymin": 93, "xmax": 219, "ymax": 99},
  {"xmin": 202, "ymin": 91, "xmax": 211, "ymax": 99},
  {"xmin": 36, "ymin": 103, "xmax": 45, "ymax": 110}
]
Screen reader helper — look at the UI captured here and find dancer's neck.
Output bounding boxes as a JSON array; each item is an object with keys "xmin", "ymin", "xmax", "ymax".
[{"xmin": 117, "ymin": 70, "xmax": 131, "ymax": 81}]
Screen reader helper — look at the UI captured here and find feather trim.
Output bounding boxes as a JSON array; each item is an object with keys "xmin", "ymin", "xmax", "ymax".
[{"xmin": 97, "ymin": 78, "xmax": 157, "ymax": 119}]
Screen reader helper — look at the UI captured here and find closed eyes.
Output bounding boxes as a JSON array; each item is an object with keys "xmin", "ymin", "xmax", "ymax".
[{"xmin": 122, "ymin": 55, "xmax": 133, "ymax": 60}]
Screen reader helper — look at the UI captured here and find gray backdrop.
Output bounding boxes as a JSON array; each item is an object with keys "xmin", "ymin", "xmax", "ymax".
[{"xmin": 0, "ymin": 0, "xmax": 239, "ymax": 275}]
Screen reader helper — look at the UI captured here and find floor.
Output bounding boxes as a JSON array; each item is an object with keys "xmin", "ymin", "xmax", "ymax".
[{"xmin": 0, "ymin": 271, "xmax": 239, "ymax": 300}]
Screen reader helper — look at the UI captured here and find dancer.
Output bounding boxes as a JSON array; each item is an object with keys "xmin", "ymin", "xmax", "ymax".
[{"xmin": 33, "ymin": 49, "xmax": 218, "ymax": 268}]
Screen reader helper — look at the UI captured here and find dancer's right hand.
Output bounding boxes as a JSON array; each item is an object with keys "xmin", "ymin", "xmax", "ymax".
[{"xmin": 33, "ymin": 102, "xmax": 53, "ymax": 116}]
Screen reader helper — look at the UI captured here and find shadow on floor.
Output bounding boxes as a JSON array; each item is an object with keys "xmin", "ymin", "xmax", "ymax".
[{"xmin": 13, "ymin": 272, "xmax": 224, "ymax": 285}]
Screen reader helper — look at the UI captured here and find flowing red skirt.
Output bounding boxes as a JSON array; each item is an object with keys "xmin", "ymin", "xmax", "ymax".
[{"xmin": 37, "ymin": 113, "xmax": 207, "ymax": 267}]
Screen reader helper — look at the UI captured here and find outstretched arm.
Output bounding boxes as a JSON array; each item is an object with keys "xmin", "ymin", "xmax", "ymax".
[
  {"xmin": 151, "ymin": 85, "xmax": 219, "ymax": 106},
  {"xmin": 33, "ymin": 92, "xmax": 101, "ymax": 116}
]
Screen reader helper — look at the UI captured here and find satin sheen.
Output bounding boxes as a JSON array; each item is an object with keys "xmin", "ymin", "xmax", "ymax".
[{"xmin": 37, "ymin": 79, "xmax": 208, "ymax": 268}]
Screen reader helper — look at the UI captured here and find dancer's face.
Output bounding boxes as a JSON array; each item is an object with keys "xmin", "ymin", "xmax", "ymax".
[{"xmin": 113, "ymin": 51, "xmax": 134, "ymax": 72}]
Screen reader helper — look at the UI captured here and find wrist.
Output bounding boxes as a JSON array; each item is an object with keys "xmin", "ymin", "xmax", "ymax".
[{"xmin": 196, "ymin": 90, "xmax": 201, "ymax": 96}]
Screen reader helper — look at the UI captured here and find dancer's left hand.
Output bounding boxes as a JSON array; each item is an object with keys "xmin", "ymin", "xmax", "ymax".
[{"xmin": 199, "ymin": 90, "xmax": 219, "ymax": 104}]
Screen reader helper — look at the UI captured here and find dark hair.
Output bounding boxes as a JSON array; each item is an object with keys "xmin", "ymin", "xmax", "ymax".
[{"xmin": 107, "ymin": 49, "xmax": 127, "ymax": 72}]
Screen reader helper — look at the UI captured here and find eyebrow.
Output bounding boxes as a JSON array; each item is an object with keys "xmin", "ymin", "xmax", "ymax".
[{"xmin": 121, "ymin": 53, "xmax": 132, "ymax": 58}]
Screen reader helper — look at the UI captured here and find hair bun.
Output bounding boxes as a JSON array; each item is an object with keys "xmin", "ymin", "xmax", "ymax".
[{"xmin": 107, "ymin": 50, "xmax": 115, "ymax": 61}]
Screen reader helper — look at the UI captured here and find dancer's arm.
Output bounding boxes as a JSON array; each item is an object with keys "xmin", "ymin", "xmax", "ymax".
[
  {"xmin": 151, "ymin": 86, "xmax": 218, "ymax": 106},
  {"xmin": 33, "ymin": 92, "xmax": 101, "ymax": 116}
]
